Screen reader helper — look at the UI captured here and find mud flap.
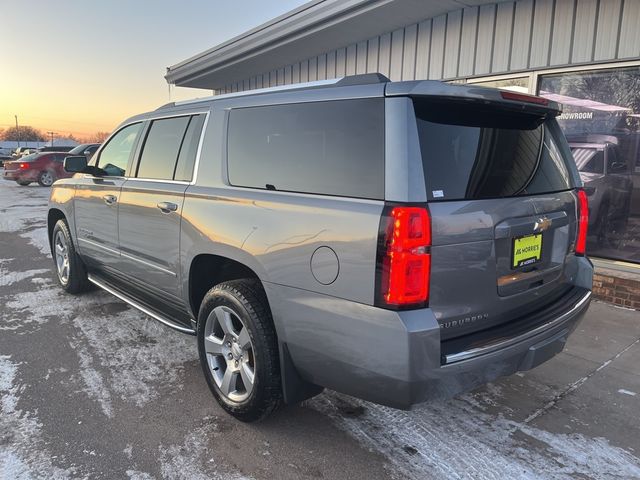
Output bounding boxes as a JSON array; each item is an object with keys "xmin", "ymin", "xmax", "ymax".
[{"xmin": 280, "ymin": 343, "xmax": 324, "ymax": 404}]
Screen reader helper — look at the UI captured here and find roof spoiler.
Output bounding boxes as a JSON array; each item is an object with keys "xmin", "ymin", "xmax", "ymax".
[{"xmin": 386, "ymin": 80, "xmax": 562, "ymax": 116}]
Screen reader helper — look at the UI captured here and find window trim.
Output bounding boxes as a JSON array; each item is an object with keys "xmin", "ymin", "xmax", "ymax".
[
  {"xmin": 93, "ymin": 121, "xmax": 144, "ymax": 179},
  {"xmin": 125, "ymin": 111, "xmax": 210, "ymax": 185},
  {"xmin": 224, "ymin": 98, "xmax": 386, "ymax": 201}
]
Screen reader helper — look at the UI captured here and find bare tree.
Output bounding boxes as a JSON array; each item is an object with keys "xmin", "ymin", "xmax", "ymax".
[{"xmin": 1, "ymin": 125, "xmax": 46, "ymax": 142}]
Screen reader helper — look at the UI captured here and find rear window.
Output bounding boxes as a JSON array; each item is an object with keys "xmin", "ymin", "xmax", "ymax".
[
  {"xmin": 18, "ymin": 153, "xmax": 39, "ymax": 162},
  {"xmin": 414, "ymin": 100, "xmax": 574, "ymax": 201},
  {"xmin": 227, "ymin": 99, "xmax": 385, "ymax": 199}
]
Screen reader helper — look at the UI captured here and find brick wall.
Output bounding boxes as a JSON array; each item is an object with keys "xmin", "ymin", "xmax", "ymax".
[{"xmin": 592, "ymin": 267, "xmax": 640, "ymax": 311}]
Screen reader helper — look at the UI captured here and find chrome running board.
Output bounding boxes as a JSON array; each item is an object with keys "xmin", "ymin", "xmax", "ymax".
[{"xmin": 88, "ymin": 274, "xmax": 196, "ymax": 335}]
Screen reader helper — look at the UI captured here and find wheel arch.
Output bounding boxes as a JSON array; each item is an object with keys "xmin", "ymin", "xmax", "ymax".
[
  {"xmin": 187, "ymin": 253, "xmax": 322, "ymax": 404},
  {"xmin": 187, "ymin": 253, "xmax": 264, "ymax": 320},
  {"xmin": 47, "ymin": 208, "xmax": 67, "ymax": 255}
]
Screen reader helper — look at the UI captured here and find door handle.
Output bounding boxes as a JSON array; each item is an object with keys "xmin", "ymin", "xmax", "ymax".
[
  {"xmin": 157, "ymin": 201, "xmax": 178, "ymax": 213},
  {"xmin": 103, "ymin": 194, "xmax": 117, "ymax": 206}
]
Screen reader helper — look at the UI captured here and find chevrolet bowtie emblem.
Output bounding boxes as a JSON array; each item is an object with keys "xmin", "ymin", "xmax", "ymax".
[{"xmin": 534, "ymin": 217, "xmax": 552, "ymax": 232}]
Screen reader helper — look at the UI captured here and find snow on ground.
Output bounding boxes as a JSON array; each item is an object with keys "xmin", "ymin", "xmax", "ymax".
[
  {"xmin": 158, "ymin": 422, "xmax": 253, "ymax": 480},
  {"xmin": 0, "ymin": 356, "xmax": 74, "ymax": 480},
  {"xmin": 310, "ymin": 388, "xmax": 640, "ymax": 480},
  {"xmin": 70, "ymin": 307, "xmax": 197, "ymax": 415}
]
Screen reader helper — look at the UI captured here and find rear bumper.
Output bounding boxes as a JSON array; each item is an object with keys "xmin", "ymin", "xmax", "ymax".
[
  {"xmin": 3, "ymin": 170, "xmax": 36, "ymax": 181},
  {"xmin": 265, "ymin": 258, "xmax": 593, "ymax": 409}
]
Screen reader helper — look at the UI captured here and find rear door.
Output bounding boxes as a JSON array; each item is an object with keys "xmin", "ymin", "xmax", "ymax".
[
  {"xmin": 117, "ymin": 113, "xmax": 205, "ymax": 301},
  {"xmin": 409, "ymin": 97, "xmax": 580, "ymax": 340},
  {"xmin": 74, "ymin": 123, "xmax": 143, "ymax": 270}
]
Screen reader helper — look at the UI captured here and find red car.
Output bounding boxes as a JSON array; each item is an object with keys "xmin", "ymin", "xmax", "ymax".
[
  {"xmin": 3, "ymin": 143, "xmax": 100, "ymax": 187},
  {"xmin": 3, "ymin": 152, "xmax": 70, "ymax": 186}
]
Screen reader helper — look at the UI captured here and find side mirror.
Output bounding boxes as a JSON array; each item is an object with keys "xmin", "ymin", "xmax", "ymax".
[{"xmin": 63, "ymin": 155, "xmax": 88, "ymax": 173}]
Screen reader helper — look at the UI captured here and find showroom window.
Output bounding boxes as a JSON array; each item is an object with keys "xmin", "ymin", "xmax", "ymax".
[
  {"xmin": 468, "ymin": 76, "xmax": 530, "ymax": 93},
  {"xmin": 538, "ymin": 66, "xmax": 640, "ymax": 264}
]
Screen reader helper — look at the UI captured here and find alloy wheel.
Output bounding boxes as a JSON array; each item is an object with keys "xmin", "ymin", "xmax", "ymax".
[
  {"xmin": 203, "ymin": 305, "xmax": 255, "ymax": 402},
  {"xmin": 54, "ymin": 231, "xmax": 70, "ymax": 285},
  {"xmin": 40, "ymin": 171, "xmax": 54, "ymax": 186}
]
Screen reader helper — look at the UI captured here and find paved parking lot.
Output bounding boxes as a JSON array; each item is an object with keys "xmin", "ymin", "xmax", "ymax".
[{"xmin": 1, "ymin": 177, "xmax": 639, "ymax": 480}]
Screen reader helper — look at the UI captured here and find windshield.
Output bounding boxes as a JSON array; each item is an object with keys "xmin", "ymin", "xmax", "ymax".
[
  {"xmin": 571, "ymin": 147, "xmax": 604, "ymax": 174},
  {"xmin": 413, "ymin": 100, "xmax": 575, "ymax": 201}
]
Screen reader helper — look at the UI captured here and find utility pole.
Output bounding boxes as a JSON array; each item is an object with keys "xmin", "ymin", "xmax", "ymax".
[
  {"xmin": 14, "ymin": 115, "xmax": 20, "ymax": 148},
  {"xmin": 47, "ymin": 131, "xmax": 56, "ymax": 147}
]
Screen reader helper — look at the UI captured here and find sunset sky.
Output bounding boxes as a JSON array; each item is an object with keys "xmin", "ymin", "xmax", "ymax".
[{"xmin": 1, "ymin": 0, "xmax": 307, "ymax": 140}]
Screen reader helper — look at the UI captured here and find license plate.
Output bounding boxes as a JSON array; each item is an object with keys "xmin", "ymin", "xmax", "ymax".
[{"xmin": 512, "ymin": 234, "xmax": 542, "ymax": 268}]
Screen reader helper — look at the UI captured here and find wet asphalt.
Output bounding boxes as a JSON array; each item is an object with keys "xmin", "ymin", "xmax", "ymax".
[{"xmin": 1, "ymin": 177, "xmax": 639, "ymax": 480}]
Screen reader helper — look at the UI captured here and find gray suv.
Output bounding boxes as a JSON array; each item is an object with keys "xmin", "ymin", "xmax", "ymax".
[{"xmin": 48, "ymin": 74, "xmax": 593, "ymax": 422}]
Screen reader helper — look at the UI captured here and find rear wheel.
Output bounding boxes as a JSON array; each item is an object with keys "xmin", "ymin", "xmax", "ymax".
[
  {"xmin": 38, "ymin": 170, "xmax": 55, "ymax": 187},
  {"xmin": 197, "ymin": 280, "xmax": 282, "ymax": 422},
  {"xmin": 16, "ymin": 180, "xmax": 31, "ymax": 186},
  {"xmin": 52, "ymin": 219, "xmax": 90, "ymax": 294}
]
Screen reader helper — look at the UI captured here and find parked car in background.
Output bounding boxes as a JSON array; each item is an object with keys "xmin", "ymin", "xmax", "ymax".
[
  {"xmin": 48, "ymin": 75, "xmax": 593, "ymax": 422},
  {"xmin": 3, "ymin": 152, "xmax": 71, "ymax": 186},
  {"xmin": 568, "ymin": 134, "xmax": 634, "ymax": 248},
  {"xmin": 65, "ymin": 143, "xmax": 100, "ymax": 162},
  {"xmin": 39, "ymin": 146, "xmax": 75, "ymax": 153},
  {"xmin": 12, "ymin": 147, "xmax": 40, "ymax": 158},
  {"xmin": 0, "ymin": 148, "xmax": 12, "ymax": 166}
]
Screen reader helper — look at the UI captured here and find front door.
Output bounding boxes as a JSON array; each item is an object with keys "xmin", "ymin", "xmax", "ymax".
[
  {"xmin": 73, "ymin": 122, "xmax": 143, "ymax": 269},
  {"xmin": 116, "ymin": 114, "xmax": 204, "ymax": 301}
]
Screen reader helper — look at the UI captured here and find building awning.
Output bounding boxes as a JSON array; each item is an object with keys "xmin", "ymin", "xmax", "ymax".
[{"xmin": 166, "ymin": 0, "xmax": 499, "ymax": 90}]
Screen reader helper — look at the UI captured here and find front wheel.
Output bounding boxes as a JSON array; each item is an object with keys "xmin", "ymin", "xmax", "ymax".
[
  {"xmin": 197, "ymin": 280, "xmax": 282, "ymax": 422},
  {"xmin": 38, "ymin": 170, "xmax": 55, "ymax": 187},
  {"xmin": 52, "ymin": 219, "xmax": 90, "ymax": 293},
  {"xmin": 16, "ymin": 180, "xmax": 31, "ymax": 186}
]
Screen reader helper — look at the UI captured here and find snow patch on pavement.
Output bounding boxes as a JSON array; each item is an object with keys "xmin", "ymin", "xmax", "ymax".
[
  {"xmin": 0, "ymin": 267, "xmax": 49, "ymax": 287},
  {"xmin": 2, "ymin": 277, "xmax": 78, "ymax": 332},
  {"xmin": 310, "ymin": 390, "xmax": 640, "ymax": 480},
  {"xmin": 126, "ymin": 470, "xmax": 156, "ymax": 480},
  {"xmin": 0, "ymin": 183, "xmax": 49, "ymax": 234},
  {"xmin": 20, "ymin": 226, "xmax": 52, "ymax": 256},
  {"xmin": 0, "ymin": 355, "xmax": 74, "ymax": 479},
  {"xmin": 71, "ymin": 306, "xmax": 197, "ymax": 411},
  {"xmin": 159, "ymin": 423, "xmax": 252, "ymax": 480}
]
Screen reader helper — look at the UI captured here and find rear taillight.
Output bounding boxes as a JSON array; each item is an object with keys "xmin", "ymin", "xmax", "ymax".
[
  {"xmin": 376, "ymin": 205, "xmax": 431, "ymax": 309},
  {"xmin": 19, "ymin": 163, "xmax": 28, "ymax": 169},
  {"xmin": 576, "ymin": 189, "xmax": 589, "ymax": 256}
]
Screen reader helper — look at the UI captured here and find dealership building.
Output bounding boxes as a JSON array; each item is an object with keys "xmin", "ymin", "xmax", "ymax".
[{"xmin": 167, "ymin": 0, "xmax": 640, "ymax": 303}]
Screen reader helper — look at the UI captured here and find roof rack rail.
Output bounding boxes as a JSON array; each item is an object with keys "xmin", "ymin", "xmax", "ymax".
[
  {"xmin": 171, "ymin": 73, "xmax": 389, "ymax": 108},
  {"xmin": 155, "ymin": 102, "xmax": 176, "ymax": 111},
  {"xmin": 335, "ymin": 73, "xmax": 390, "ymax": 86}
]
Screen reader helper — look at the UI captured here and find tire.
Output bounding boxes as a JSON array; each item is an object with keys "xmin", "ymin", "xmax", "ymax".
[
  {"xmin": 16, "ymin": 180, "xmax": 31, "ymax": 186},
  {"xmin": 51, "ymin": 219, "xmax": 90, "ymax": 294},
  {"xmin": 197, "ymin": 279, "xmax": 282, "ymax": 422},
  {"xmin": 38, "ymin": 170, "xmax": 55, "ymax": 187}
]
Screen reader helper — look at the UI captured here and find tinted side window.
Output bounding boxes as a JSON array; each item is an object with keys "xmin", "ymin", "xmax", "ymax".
[
  {"xmin": 137, "ymin": 116, "xmax": 190, "ymax": 180},
  {"xmin": 174, "ymin": 114, "xmax": 206, "ymax": 182},
  {"xmin": 227, "ymin": 99, "xmax": 384, "ymax": 199},
  {"xmin": 97, "ymin": 123, "xmax": 142, "ymax": 177}
]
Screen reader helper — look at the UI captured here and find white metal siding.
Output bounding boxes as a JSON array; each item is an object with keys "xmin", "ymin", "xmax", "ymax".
[{"xmin": 224, "ymin": 0, "xmax": 640, "ymax": 92}]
